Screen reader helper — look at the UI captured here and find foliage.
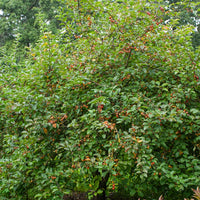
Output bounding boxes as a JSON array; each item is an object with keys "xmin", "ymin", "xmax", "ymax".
[
  {"xmin": 0, "ymin": 0, "xmax": 200, "ymax": 199},
  {"xmin": 0, "ymin": 0, "xmax": 64, "ymax": 47},
  {"xmin": 163, "ymin": 0, "xmax": 200, "ymax": 49}
]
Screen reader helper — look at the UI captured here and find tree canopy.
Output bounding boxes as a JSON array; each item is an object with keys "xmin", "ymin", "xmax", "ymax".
[
  {"xmin": 164, "ymin": 0, "xmax": 200, "ymax": 48},
  {"xmin": 0, "ymin": 0, "xmax": 63, "ymax": 47}
]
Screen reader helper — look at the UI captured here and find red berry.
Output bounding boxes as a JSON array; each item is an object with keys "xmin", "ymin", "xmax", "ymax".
[
  {"xmin": 159, "ymin": 7, "xmax": 164, "ymax": 12},
  {"xmin": 112, "ymin": 184, "xmax": 115, "ymax": 190}
]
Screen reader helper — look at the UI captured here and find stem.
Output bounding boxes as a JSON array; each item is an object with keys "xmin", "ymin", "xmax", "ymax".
[{"xmin": 96, "ymin": 172, "xmax": 110, "ymax": 200}]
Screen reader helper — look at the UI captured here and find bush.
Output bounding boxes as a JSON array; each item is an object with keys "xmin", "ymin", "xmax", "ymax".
[{"xmin": 0, "ymin": 0, "xmax": 200, "ymax": 199}]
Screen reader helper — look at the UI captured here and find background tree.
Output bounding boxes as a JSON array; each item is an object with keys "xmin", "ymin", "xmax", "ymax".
[
  {"xmin": 0, "ymin": 0, "xmax": 63, "ymax": 47},
  {"xmin": 163, "ymin": 0, "xmax": 200, "ymax": 48}
]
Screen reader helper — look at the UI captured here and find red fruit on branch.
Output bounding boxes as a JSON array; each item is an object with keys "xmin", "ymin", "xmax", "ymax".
[
  {"xmin": 149, "ymin": 25, "xmax": 154, "ymax": 31},
  {"xmin": 151, "ymin": 162, "xmax": 155, "ymax": 166},
  {"xmin": 194, "ymin": 74, "xmax": 199, "ymax": 81},
  {"xmin": 98, "ymin": 104, "xmax": 104, "ymax": 113},
  {"xmin": 159, "ymin": 7, "xmax": 164, "ymax": 12},
  {"xmin": 98, "ymin": 104, "xmax": 104, "ymax": 109},
  {"xmin": 112, "ymin": 184, "xmax": 115, "ymax": 190}
]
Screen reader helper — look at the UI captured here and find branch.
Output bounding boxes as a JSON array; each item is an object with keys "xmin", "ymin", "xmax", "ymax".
[{"xmin": 28, "ymin": 0, "xmax": 40, "ymax": 11}]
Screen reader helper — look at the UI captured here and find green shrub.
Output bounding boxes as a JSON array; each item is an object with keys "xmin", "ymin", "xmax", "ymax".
[{"xmin": 0, "ymin": 0, "xmax": 199, "ymax": 199}]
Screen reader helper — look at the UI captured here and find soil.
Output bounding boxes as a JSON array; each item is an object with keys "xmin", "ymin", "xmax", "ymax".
[{"xmin": 63, "ymin": 192, "xmax": 136, "ymax": 200}]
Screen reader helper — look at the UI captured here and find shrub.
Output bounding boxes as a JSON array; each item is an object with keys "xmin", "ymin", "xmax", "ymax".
[{"xmin": 0, "ymin": 0, "xmax": 199, "ymax": 199}]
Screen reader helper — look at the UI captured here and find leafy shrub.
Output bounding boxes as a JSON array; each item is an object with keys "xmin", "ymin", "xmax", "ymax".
[{"xmin": 0, "ymin": 0, "xmax": 199, "ymax": 199}]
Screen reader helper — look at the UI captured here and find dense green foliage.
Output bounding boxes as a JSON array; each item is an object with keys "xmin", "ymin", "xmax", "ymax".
[
  {"xmin": 164, "ymin": 0, "xmax": 200, "ymax": 48},
  {"xmin": 0, "ymin": 0, "xmax": 200, "ymax": 199},
  {"xmin": 0, "ymin": 0, "xmax": 63, "ymax": 47}
]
